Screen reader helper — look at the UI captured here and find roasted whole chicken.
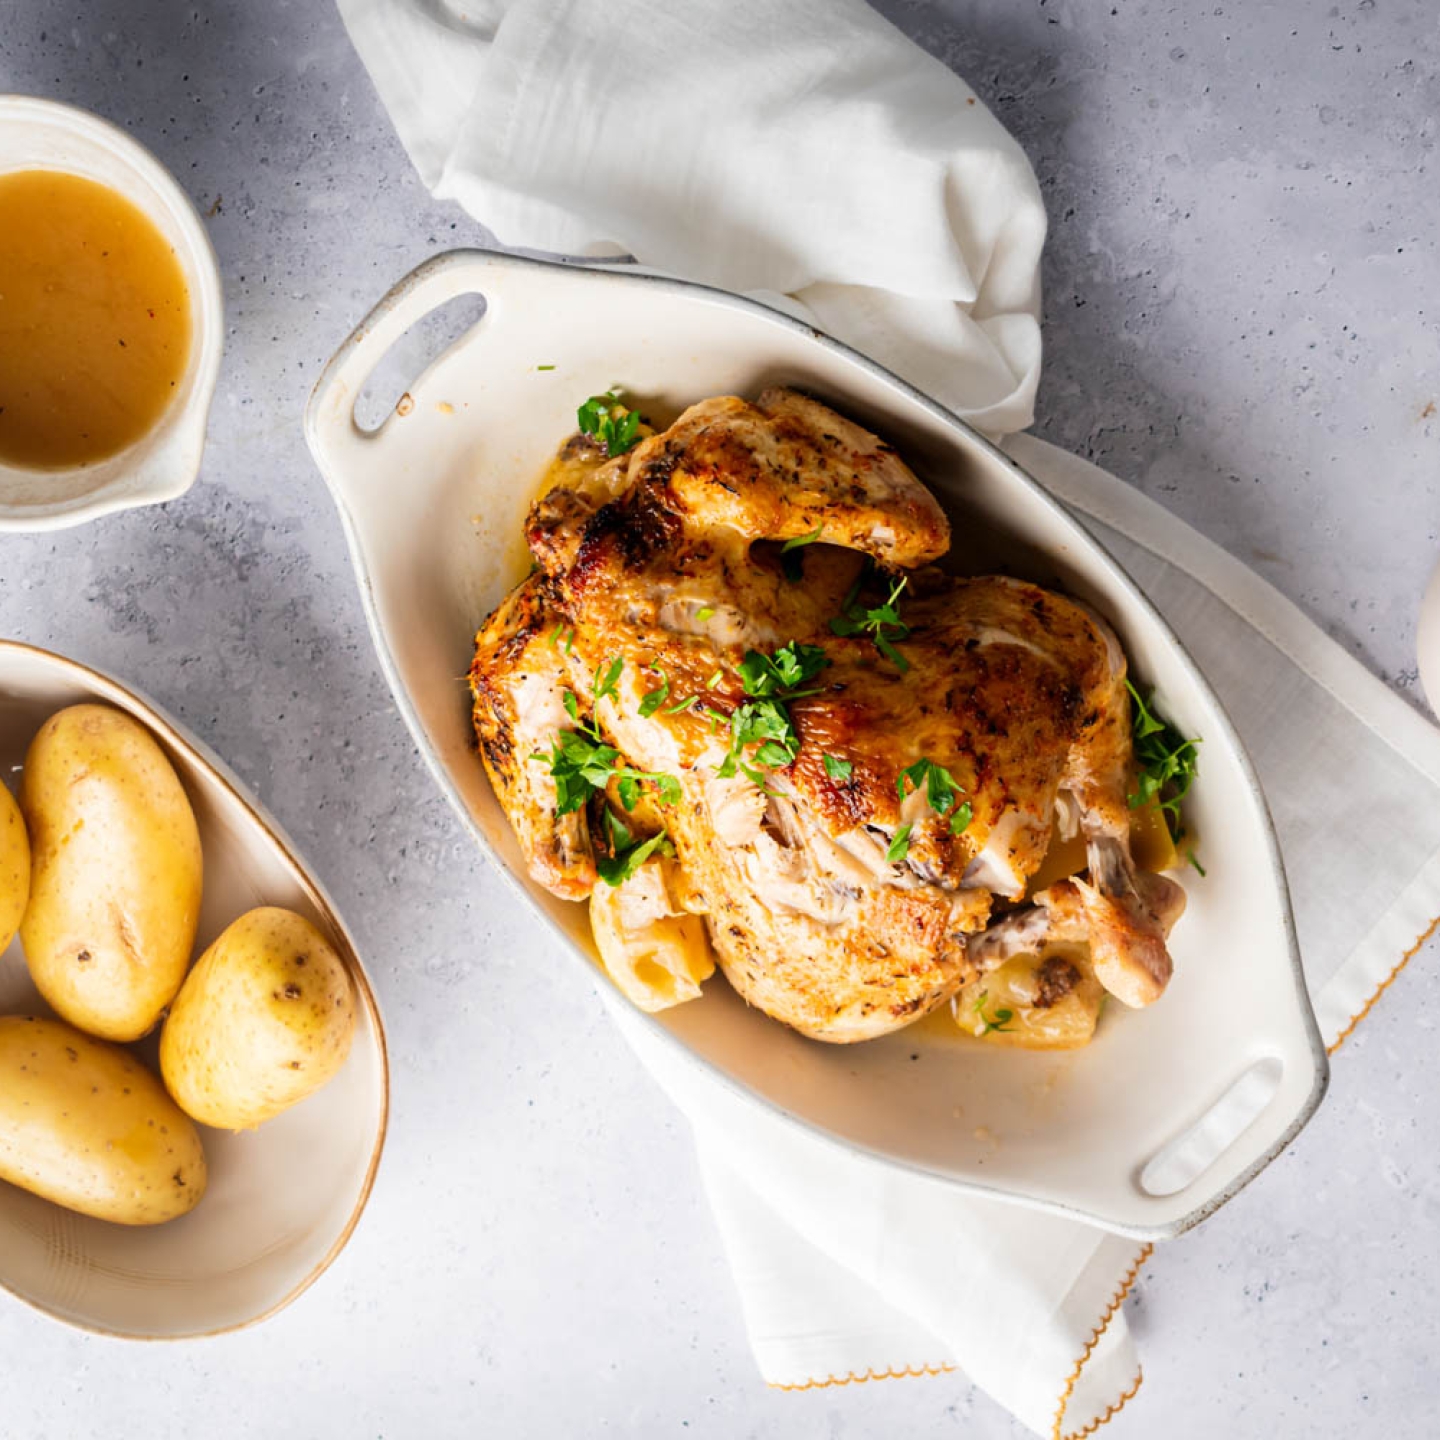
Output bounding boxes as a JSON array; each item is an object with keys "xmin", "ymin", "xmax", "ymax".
[{"xmin": 471, "ymin": 389, "xmax": 1187, "ymax": 1044}]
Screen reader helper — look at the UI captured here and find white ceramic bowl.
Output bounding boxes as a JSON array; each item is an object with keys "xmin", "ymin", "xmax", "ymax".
[
  {"xmin": 306, "ymin": 249, "xmax": 1326, "ymax": 1238},
  {"xmin": 0, "ymin": 642, "xmax": 388, "ymax": 1337},
  {"xmin": 0, "ymin": 96, "xmax": 223, "ymax": 530}
]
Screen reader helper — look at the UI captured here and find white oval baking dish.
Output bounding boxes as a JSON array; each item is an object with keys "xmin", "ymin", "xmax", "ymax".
[
  {"xmin": 0, "ymin": 642, "xmax": 388, "ymax": 1336},
  {"xmin": 305, "ymin": 248, "xmax": 1325, "ymax": 1238}
]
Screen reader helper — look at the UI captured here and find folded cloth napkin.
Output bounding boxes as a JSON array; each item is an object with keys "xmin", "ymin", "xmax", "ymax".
[
  {"xmin": 335, "ymin": 0, "xmax": 1046, "ymax": 436},
  {"xmin": 337, "ymin": 2, "xmax": 1440, "ymax": 1433}
]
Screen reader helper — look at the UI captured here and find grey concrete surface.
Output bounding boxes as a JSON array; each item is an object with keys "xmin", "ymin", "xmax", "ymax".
[{"xmin": 0, "ymin": 2, "xmax": 1436, "ymax": 1437}]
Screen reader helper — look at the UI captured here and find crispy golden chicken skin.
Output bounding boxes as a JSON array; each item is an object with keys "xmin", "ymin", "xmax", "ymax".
[{"xmin": 470, "ymin": 388, "xmax": 1183, "ymax": 1041}]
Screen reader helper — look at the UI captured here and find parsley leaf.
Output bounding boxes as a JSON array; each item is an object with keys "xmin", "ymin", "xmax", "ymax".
[
  {"xmin": 779, "ymin": 524, "xmax": 824, "ymax": 584},
  {"xmin": 738, "ymin": 762, "xmax": 783, "ymax": 796},
  {"xmin": 1126, "ymin": 680, "xmax": 1201, "ymax": 851},
  {"xmin": 823, "ymin": 753, "xmax": 853, "ymax": 783},
  {"xmin": 695, "ymin": 606, "xmax": 716, "ymax": 622},
  {"xmin": 603, "ymin": 807, "xmax": 632, "ymax": 850},
  {"xmin": 596, "ymin": 822, "xmax": 675, "ymax": 887},
  {"xmin": 712, "ymin": 642, "xmax": 831, "ymax": 781},
  {"xmin": 576, "ymin": 389, "xmax": 644, "ymax": 457},
  {"xmin": 638, "ymin": 669, "xmax": 670, "ymax": 718},
  {"xmin": 886, "ymin": 824, "xmax": 914, "ymax": 864},
  {"xmin": 972, "ymin": 990, "xmax": 1016, "ymax": 1035},
  {"xmin": 753, "ymin": 740, "xmax": 795, "ymax": 768},
  {"xmin": 780, "ymin": 524, "xmax": 825, "ymax": 554},
  {"xmin": 896, "ymin": 757, "xmax": 972, "ymax": 835},
  {"xmin": 652, "ymin": 773, "xmax": 683, "ymax": 805},
  {"xmin": 593, "ymin": 656, "xmax": 624, "ymax": 704},
  {"xmin": 716, "ymin": 698, "xmax": 797, "ymax": 778},
  {"xmin": 532, "ymin": 663, "xmax": 680, "ymax": 815},
  {"xmin": 738, "ymin": 641, "xmax": 829, "ymax": 697},
  {"xmin": 533, "ymin": 728, "xmax": 623, "ymax": 816},
  {"xmin": 830, "ymin": 571, "xmax": 912, "ymax": 672}
]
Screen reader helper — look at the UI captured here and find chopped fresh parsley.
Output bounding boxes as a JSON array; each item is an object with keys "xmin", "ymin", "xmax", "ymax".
[
  {"xmin": 603, "ymin": 808, "xmax": 631, "ymax": 849},
  {"xmin": 532, "ymin": 661, "xmax": 679, "ymax": 815},
  {"xmin": 547, "ymin": 623, "xmax": 576, "ymax": 653},
  {"xmin": 780, "ymin": 524, "xmax": 825, "ymax": 553},
  {"xmin": 823, "ymin": 753, "xmax": 853, "ymax": 783},
  {"xmin": 577, "ymin": 388, "xmax": 643, "ymax": 457},
  {"xmin": 737, "ymin": 641, "xmax": 829, "ymax": 698},
  {"xmin": 972, "ymin": 990, "xmax": 1015, "ymax": 1035},
  {"xmin": 716, "ymin": 698, "xmax": 797, "ymax": 779},
  {"xmin": 644, "ymin": 772, "xmax": 682, "ymax": 806},
  {"xmin": 595, "ymin": 811, "xmax": 675, "ymax": 887},
  {"xmin": 695, "ymin": 605, "xmax": 716, "ymax": 622},
  {"xmin": 638, "ymin": 668, "xmax": 670, "ymax": 718},
  {"xmin": 534, "ymin": 725, "xmax": 623, "ymax": 816},
  {"xmin": 536, "ymin": 364, "xmax": 556, "ymax": 372},
  {"xmin": 593, "ymin": 655, "xmax": 624, "ymax": 705},
  {"xmin": 886, "ymin": 823, "xmax": 914, "ymax": 864},
  {"xmin": 830, "ymin": 569, "xmax": 912, "ymax": 671},
  {"xmin": 533, "ymin": 721, "xmax": 680, "ymax": 816},
  {"xmin": 738, "ymin": 762, "xmax": 783, "ymax": 797},
  {"xmin": 1126, "ymin": 680, "xmax": 1201, "ymax": 846},
  {"xmin": 714, "ymin": 642, "xmax": 831, "ymax": 781},
  {"xmin": 896, "ymin": 756, "xmax": 972, "ymax": 835},
  {"xmin": 779, "ymin": 524, "xmax": 824, "ymax": 583},
  {"xmin": 663, "ymin": 694, "xmax": 699, "ymax": 715}
]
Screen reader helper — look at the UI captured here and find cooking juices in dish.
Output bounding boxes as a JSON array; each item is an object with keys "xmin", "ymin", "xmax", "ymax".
[
  {"xmin": 0, "ymin": 169, "xmax": 190, "ymax": 469},
  {"xmin": 470, "ymin": 389, "xmax": 1199, "ymax": 1050}
]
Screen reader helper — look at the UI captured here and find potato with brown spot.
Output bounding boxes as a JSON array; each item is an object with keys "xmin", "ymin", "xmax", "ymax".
[
  {"xmin": 160, "ymin": 907, "xmax": 356, "ymax": 1129},
  {"xmin": 0, "ymin": 780, "xmax": 30, "ymax": 953},
  {"xmin": 20, "ymin": 705, "xmax": 203, "ymax": 1041},
  {"xmin": 0, "ymin": 1015, "xmax": 206, "ymax": 1224}
]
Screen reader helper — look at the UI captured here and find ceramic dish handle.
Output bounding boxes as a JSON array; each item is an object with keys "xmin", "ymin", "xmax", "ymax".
[{"xmin": 304, "ymin": 250, "xmax": 512, "ymax": 505}]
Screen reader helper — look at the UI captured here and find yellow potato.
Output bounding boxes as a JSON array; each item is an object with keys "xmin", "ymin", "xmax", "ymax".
[
  {"xmin": 160, "ymin": 907, "xmax": 356, "ymax": 1129},
  {"xmin": 953, "ymin": 944, "xmax": 1104, "ymax": 1050},
  {"xmin": 0, "ymin": 1014, "xmax": 206, "ymax": 1224},
  {"xmin": 0, "ymin": 781, "xmax": 30, "ymax": 953},
  {"xmin": 20, "ymin": 704, "xmax": 203, "ymax": 1042}
]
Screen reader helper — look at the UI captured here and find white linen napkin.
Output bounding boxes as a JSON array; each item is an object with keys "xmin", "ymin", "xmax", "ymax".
[
  {"xmin": 334, "ymin": 0, "xmax": 1046, "ymax": 437},
  {"xmin": 335, "ymin": 2, "xmax": 1440, "ymax": 1433}
]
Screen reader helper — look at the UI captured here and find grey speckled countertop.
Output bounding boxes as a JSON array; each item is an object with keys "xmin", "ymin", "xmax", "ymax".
[{"xmin": 1, "ymin": 3, "xmax": 1437, "ymax": 1437}]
